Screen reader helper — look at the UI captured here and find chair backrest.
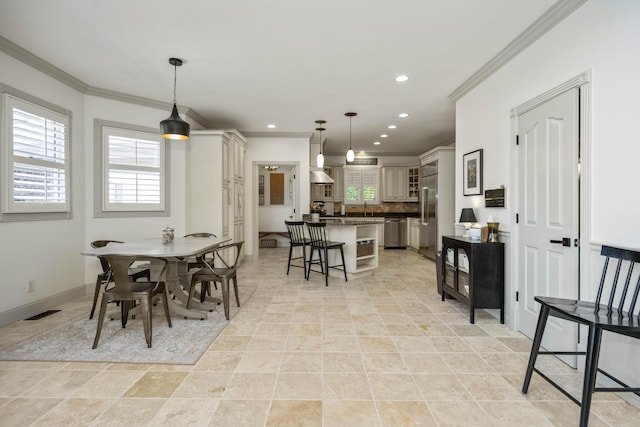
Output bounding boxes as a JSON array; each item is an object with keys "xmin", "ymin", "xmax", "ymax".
[
  {"xmin": 285, "ymin": 221, "xmax": 307, "ymax": 245},
  {"xmin": 595, "ymin": 245, "xmax": 640, "ymax": 318},
  {"xmin": 198, "ymin": 241, "xmax": 244, "ymax": 272},
  {"xmin": 91, "ymin": 240, "xmax": 124, "ymax": 274},
  {"xmin": 306, "ymin": 222, "xmax": 328, "ymax": 246},
  {"xmin": 102, "ymin": 255, "xmax": 165, "ymax": 293},
  {"xmin": 185, "ymin": 232, "xmax": 217, "ymax": 238}
]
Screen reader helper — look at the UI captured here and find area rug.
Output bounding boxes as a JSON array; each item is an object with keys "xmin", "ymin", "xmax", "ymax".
[{"xmin": 0, "ymin": 289, "xmax": 254, "ymax": 365}]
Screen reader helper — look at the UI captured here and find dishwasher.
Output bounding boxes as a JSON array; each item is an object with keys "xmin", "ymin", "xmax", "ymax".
[{"xmin": 384, "ymin": 217, "xmax": 407, "ymax": 248}]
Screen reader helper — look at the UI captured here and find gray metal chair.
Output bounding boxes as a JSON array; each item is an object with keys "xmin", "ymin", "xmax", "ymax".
[
  {"xmin": 92, "ymin": 255, "xmax": 172, "ymax": 349},
  {"xmin": 184, "ymin": 233, "xmax": 219, "ymax": 299},
  {"xmin": 189, "ymin": 241, "xmax": 244, "ymax": 320},
  {"xmin": 89, "ymin": 240, "xmax": 150, "ymax": 319}
]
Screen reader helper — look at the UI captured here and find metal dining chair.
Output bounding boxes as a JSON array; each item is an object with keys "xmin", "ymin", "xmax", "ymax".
[
  {"xmin": 189, "ymin": 241, "xmax": 244, "ymax": 320},
  {"xmin": 89, "ymin": 240, "xmax": 151, "ymax": 319},
  {"xmin": 184, "ymin": 233, "xmax": 219, "ymax": 299},
  {"xmin": 93, "ymin": 255, "xmax": 172, "ymax": 349}
]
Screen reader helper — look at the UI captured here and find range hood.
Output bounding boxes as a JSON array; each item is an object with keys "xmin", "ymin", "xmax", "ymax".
[{"xmin": 309, "ymin": 170, "xmax": 334, "ymax": 184}]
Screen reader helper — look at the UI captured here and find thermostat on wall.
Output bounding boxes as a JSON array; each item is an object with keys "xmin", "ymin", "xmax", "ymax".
[{"xmin": 485, "ymin": 188, "xmax": 506, "ymax": 208}]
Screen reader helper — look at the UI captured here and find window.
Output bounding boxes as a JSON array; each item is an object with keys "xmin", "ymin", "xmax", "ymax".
[
  {"xmin": 95, "ymin": 120, "xmax": 169, "ymax": 217},
  {"xmin": 343, "ymin": 168, "xmax": 380, "ymax": 205},
  {"xmin": 1, "ymin": 91, "xmax": 71, "ymax": 220}
]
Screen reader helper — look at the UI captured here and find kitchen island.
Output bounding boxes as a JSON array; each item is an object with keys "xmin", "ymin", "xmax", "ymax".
[{"xmin": 318, "ymin": 218, "xmax": 383, "ymax": 279}]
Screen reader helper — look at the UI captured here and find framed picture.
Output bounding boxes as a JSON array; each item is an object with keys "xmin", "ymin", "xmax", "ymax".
[{"xmin": 463, "ymin": 149, "xmax": 483, "ymax": 196}]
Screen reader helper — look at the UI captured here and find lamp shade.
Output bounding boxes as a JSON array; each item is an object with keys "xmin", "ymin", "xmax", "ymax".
[
  {"xmin": 459, "ymin": 208, "xmax": 477, "ymax": 223},
  {"xmin": 160, "ymin": 104, "xmax": 190, "ymax": 140}
]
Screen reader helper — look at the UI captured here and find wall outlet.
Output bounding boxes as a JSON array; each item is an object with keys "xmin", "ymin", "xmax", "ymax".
[{"xmin": 27, "ymin": 280, "xmax": 35, "ymax": 293}]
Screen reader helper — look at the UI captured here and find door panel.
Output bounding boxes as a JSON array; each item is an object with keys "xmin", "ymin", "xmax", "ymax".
[{"xmin": 517, "ymin": 88, "xmax": 579, "ymax": 366}]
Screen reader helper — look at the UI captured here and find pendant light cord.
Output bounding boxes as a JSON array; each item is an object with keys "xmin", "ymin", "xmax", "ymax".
[{"xmin": 172, "ymin": 63, "xmax": 177, "ymax": 104}]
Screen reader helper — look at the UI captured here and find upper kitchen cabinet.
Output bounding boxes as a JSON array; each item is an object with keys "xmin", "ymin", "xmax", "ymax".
[
  {"xmin": 311, "ymin": 165, "xmax": 343, "ymax": 202},
  {"xmin": 382, "ymin": 165, "xmax": 419, "ymax": 202},
  {"xmin": 344, "ymin": 167, "xmax": 380, "ymax": 205}
]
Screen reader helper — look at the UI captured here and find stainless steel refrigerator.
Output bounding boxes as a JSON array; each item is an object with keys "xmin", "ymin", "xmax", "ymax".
[{"xmin": 419, "ymin": 161, "xmax": 438, "ymax": 260}]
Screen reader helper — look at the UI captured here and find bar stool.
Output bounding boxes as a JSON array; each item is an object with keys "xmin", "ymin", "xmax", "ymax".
[
  {"xmin": 284, "ymin": 221, "xmax": 311, "ymax": 277},
  {"xmin": 305, "ymin": 222, "xmax": 347, "ymax": 286}
]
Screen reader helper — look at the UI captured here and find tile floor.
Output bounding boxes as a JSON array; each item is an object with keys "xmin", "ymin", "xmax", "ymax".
[{"xmin": 1, "ymin": 247, "xmax": 639, "ymax": 426}]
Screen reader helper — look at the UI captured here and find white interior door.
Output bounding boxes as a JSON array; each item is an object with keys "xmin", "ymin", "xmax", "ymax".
[{"xmin": 516, "ymin": 88, "xmax": 580, "ymax": 366}]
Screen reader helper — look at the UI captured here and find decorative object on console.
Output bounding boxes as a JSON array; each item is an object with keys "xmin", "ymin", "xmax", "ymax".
[
  {"xmin": 459, "ymin": 208, "xmax": 477, "ymax": 238},
  {"xmin": 487, "ymin": 215, "xmax": 500, "ymax": 242},
  {"xmin": 463, "ymin": 149, "xmax": 483, "ymax": 196},
  {"xmin": 315, "ymin": 120, "xmax": 326, "ymax": 168},
  {"xmin": 160, "ymin": 58, "xmax": 190, "ymax": 140},
  {"xmin": 345, "ymin": 112, "xmax": 357, "ymax": 162}
]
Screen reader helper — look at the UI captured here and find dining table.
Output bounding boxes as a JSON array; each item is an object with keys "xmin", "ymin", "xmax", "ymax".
[{"xmin": 81, "ymin": 236, "xmax": 231, "ymax": 320}]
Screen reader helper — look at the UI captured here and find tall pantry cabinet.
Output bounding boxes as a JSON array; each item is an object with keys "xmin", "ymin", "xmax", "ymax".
[{"xmin": 186, "ymin": 130, "xmax": 246, "ymax": 260}]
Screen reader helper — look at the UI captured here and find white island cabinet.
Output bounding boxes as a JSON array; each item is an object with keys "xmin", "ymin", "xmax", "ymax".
[{"xmin": 319, "ymin": 220, "xmax": 381, "ymax": 279}]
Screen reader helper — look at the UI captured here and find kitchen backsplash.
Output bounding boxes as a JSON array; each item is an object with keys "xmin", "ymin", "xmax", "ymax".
[{"xmin": 337, "ymin": 202, "xmax": 419, "ymax": 215}]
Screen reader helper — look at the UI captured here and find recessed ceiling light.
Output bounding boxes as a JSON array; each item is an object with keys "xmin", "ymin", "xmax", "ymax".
[
  {"xmin": 388, "ymin": 125, "xmax": 397, "ymax": 129},
  {"xmin": 380, "ymin": 134, "xmax": 388, "ymax": 138},
  {"xmin": 398, "ymin": 113, "xmax": 409, "ymax": 118},
  {"xmin": 373, "ymin": 141, "xmax": 381, "ymax": 145},
  {"xmin": 395, "ymin": 75, "xmax": 409, "ymax": 82},
  {"xmin": 267, "ymin": 124, "xmax": 276, "ymax": 129}
]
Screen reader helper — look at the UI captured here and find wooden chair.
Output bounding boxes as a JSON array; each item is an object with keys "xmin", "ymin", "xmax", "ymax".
[
  {"xmin": 305, "ymin": 222, "xmax": 347, "ymax": 286},
  {"xmin": 522, "ymin": 245, "xmax": 640, "ymax": 427},
  {"xmin": 89, "ymin": 240, "xmax": 150, "ymax": 319},
  {"xmin": 284, "ymin": 220, "xmax": 311, "ymax": 277},
  {"xmin": 93, "ymin": 255, "xmax": 172, "ymax": 349},
  {"xmin": 189, "ymin": 241, "xmax": 244, "ymax": 320}
]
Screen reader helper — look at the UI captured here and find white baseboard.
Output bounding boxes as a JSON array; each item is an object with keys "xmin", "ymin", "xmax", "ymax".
[{"xmin": 0, "ymin": 285, "xmax": 87, "ymax": 327}]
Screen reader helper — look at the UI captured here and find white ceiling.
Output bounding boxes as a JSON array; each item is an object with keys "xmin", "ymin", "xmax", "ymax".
[{"xmin": 0, "ymin": 0, "xmax": 557, "ymax": 156}]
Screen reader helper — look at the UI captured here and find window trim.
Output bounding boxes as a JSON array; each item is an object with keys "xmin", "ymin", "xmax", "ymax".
[
  {"xmin": 94, "ymin": 119, "xmax": 171, "ymax": 218},
  {"xmin": 0, "ymin": 84, "xmax": 72, "ymax": 222}
]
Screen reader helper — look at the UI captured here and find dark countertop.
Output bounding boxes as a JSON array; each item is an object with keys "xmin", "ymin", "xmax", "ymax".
[
  {"xmin": 320, "ymin": 218, "xmax": 385, "ymax": 225},
  {"xmin": 328, "ymin": 212, "xmax": 419, "ymax": 218}
]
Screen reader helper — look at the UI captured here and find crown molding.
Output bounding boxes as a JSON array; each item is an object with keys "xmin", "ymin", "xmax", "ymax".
[
  {"xmin": 449, "ymin": 0, "xmax": 588, "ymax": 102},
  {"xmin": 0, "ymin": 35, "xmax": 89, "ymax": 92},
  {"xmin": 242, "ymin": 131, "xmax": 312, "ymax": 139},
  {"xmin": 0, "ymin": 35, "xmax": 216, "ymax": 127}
]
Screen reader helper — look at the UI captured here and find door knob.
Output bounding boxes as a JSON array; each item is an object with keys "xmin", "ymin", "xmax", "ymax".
[{"xmin": 550, "ymin": 238, "xmax": 571, "ymax": 247}]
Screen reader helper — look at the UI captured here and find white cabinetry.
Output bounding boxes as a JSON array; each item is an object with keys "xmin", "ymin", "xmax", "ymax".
[
  {"xmin": 408, "ymin": 217, "xmax": 420, "ymax": 250},
  {"xmin": 344, "ymin": 167, "xmax": 380, "ymax": 205},
  {"xmin": 311, "ymin": 165, "xmax": 344, "ymax": 202},
  {"xmin": 382, "ymin": 165, "xmax": 419, "ymax": 202},
  {"xmin": 187, "ymin": 130, "xmax": 246, "ymax": 260}
]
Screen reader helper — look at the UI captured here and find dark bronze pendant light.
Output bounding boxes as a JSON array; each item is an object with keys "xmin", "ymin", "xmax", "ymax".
[{"xmin": 160, "ymin": 57, "xmax": 190, "ymax": 140}]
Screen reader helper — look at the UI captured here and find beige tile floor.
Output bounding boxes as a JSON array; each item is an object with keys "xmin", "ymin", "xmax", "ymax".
[{"xmin": 1, "ymin": 247, "xmax": 639, "ymax": 426}]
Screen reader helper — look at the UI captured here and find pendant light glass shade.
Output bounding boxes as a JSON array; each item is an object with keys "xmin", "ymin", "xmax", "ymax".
[
  {"xmin": 315, "ymin": 120, "xmax": 326, "ymax": 168},
  {"xmin": 160, "ymin": 58, "xmax": 190, "ymax": 140},
  {"xmin": 345, "ymin": 112, "xmax": 357, "ymax": 162}
]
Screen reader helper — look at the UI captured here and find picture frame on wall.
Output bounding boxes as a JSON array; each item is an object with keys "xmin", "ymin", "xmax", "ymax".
[{"xmin": 463, "ymin": 149, "xmax": 483, "ymax": 196}]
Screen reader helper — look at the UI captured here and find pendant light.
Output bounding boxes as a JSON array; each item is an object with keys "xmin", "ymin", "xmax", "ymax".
[
  {"xmin": 160, "ymin": 58, "xmax": 190, "ymax": 140},
  {"xmin": 345, "ymin": 112, "xmax": 357, "ymax": 162},
  {"xmin": 315, "ymin": 119, "xmax": 326, "ymax": 168}
]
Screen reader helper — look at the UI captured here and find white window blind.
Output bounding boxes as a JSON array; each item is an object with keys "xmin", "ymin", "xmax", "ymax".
[
  {"xmin": 343, "ymin": 168, "xmax": 380, "ymax": 205},
  {"xmin": 2, "ymin": 93, "xmax": 70, "ymax": 214},
  {"xmin": 102, "ymin": 126, "xmax": 165, "ymax": 211},
  {"xmin": 362, "ymin": 170, "xmax": 379, "ymax": 203}
]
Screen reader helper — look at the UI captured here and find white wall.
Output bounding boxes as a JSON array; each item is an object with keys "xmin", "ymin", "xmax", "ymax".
[
  {"xmin": 455, "ymin": 0, "xmax": 640, "ymax": 390},
  {"xmin": 82, "ymin": 95, "xmax": 190, "ymax": 283},
  {"xmin": 245, "ymin": 136, "xmax": 310, "ymax": 259},
  {"xmin": 0, "ymin": 52, "xmax": 86, "ymax": 315}
]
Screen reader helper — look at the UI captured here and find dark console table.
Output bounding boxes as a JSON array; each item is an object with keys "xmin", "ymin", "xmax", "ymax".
[{"xmin": 441, "ymin": 235, "xmax": 504, "ymax": 324}]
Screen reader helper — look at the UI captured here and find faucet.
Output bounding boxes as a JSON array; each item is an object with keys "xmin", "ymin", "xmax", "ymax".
[{"xmin": 363, "ymin": 201, "xmax": 367, "ymax": 217}]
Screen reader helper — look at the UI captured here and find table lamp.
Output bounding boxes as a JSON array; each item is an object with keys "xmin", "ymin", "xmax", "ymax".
[{"xmin": 459, "ymin": 208, "xmax": 477, "ymax": 237}]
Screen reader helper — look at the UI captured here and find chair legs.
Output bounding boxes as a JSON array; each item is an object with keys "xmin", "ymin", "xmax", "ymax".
[
  {"xmin": 522, "ymin": 305, "xmax": 550, "ymax": 393},
  {"xmin": 89, "ymin": 274, "xmax": 104, "ymax": 319},
  {"xmin": 306, "ymin": 246, "xmax": 347, "ymax": 286}
]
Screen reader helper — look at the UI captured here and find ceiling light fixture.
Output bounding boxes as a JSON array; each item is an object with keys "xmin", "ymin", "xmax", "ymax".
[
  {"xmin": 388, "ymin": 125, "xmax": 397, "ymax": 129},
  {"xmin": 345, "ymin": 112, "xmax": 357, "ymax": 162},
  {"xmin": 398, "ymin": 113, "xmax": 409, "ymax": 118},
  {"xmin": 160, "ymin": 58, "xmax": 190, "ymax": 140},
  {"xmin": 373, "ymin": 141, "xmax": 381, "ymax": 145},
  {"xmin": 315, "ymin": 120, "xmax": 326, "ymax": 168},
  {"xmin": 395, "ymin": 75, "xmax": 409, "ymax": 82},
  {"xmin": 380, "ymin": 134, "xmax": 388, "ymax": 138},
  {"xmin": 263, "ymin": 165, "xmax": 279, "ymax": 171},
  {"xmin": 267, "ymin": 124, "xmax": 276, "ymax": 129}
]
